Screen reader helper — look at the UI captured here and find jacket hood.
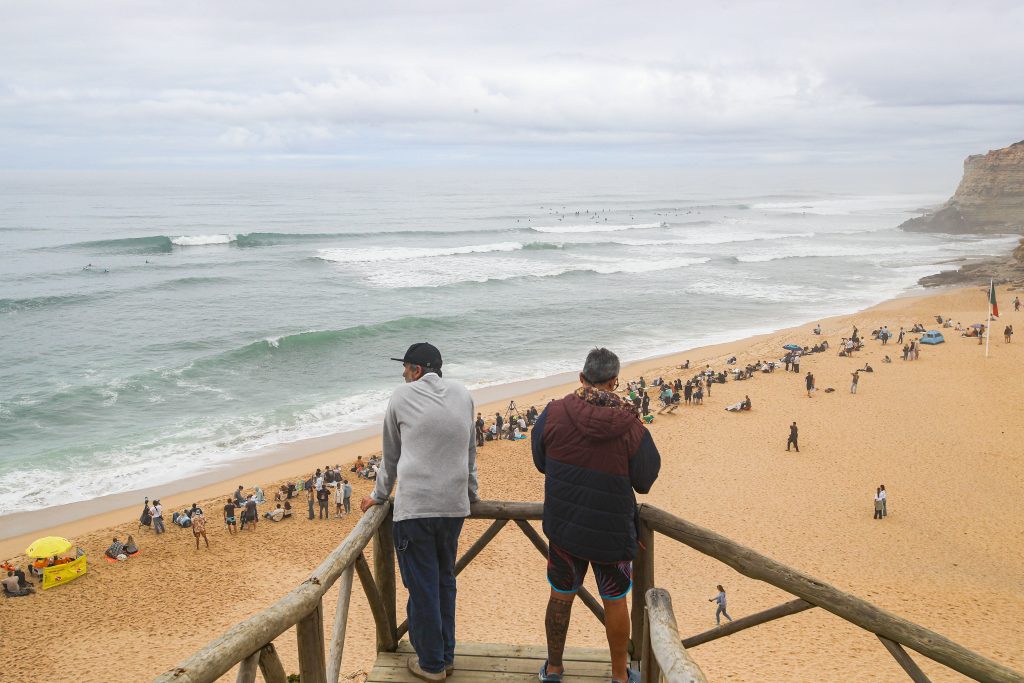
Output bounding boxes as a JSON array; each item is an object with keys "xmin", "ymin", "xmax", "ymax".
[{"xmin": 561, "ymin": 392, "xmax": 639, "ymax": 440}]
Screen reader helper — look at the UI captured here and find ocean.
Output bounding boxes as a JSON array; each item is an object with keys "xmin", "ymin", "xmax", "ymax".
[{"xmin": 0, "ymin": 169, "xmax": 1017, "ymax": 518}]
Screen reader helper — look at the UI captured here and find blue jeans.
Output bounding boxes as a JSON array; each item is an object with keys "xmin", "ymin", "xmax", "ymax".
[{"xmin": 394, "ymin": 517, "xmax": 464, "ymax": 674}]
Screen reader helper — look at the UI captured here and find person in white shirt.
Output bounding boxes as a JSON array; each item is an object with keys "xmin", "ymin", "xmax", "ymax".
[
  {"xmin": 879, "ymin": 484, "xmax": 887, "ymax": 517},
  {"xmin": 873, "ymin": 488, "xmax": 884, "ymax": 519}
]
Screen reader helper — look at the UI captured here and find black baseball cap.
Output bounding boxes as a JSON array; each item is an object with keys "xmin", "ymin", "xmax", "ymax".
[{"xmin": 391, "ymin": 342, "xmax": 443, "ymax": 377}]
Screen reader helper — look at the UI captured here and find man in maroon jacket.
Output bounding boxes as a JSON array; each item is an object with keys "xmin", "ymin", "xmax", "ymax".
[{"xmin": 532, "ymin": 348, "xmax": 661, "ymax": 683}]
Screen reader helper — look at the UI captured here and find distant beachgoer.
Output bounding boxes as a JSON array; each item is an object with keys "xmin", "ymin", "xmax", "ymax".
[
  {"xmin": 792, "ymin": 352, "xmax": 800, "ymax": 374},
  {"xmin": 851, "ymin": 370, "xmax": 860, "ymax": 394},
  {"xmin": 224, "ymin": 499, "xmax": 237, "ymax": 533},
  {"xmin": 234, "ymin": 486, "xmax": 245, "ymax": 506},
  {"xmin": 898, "ymin": 327, "xmax": 905, "ymax": 344},
  {"xmin": 317, "ymin": 486, "xmax": 330, "ymax": 519},
  {"xmin": 192, "ymin": 510, "xmax": 209, "ymax": 549},
  {"xmin": 879, "ymin": 484, "xmax": 887, "ymax": 517},
  {"xmin": 244, "ymin": 497, "xmax": 258, "ymax": 530},
  {"xmin": 139, "ymin": 497, "xmax": 152, "ymax": 528},
  {"xmin": 495, "ymin": 412, "xmax": 504, "ymax": 440},
  {"xmin": 342, "ymin": 479, "xmax": 352, "ymax": 514},
  {"xmin": 805, "ymin": 372, "xmax": 815, "ymax": 398},
  {"xmin": 709, "ymin": 585, "xmax": 732, "ymax": 625},
  {"xmin": 1005, "ymin": 325, "xmax": 1013, "ymax": 343},
  {"xmin": 813, "ymin": 323, "xmax": 821, "ymax": 335},
  {"xmin": 152, "ymin": 500, "xmax": 165, "ymax": 534},
  {"xmin": 874, "ymin": 488, "xmax": 884, "ymax": 519},
  {"xmin": 306, "ymin": 483, "xmax": 315, "ymax": 520},
  {"xmin": 475, "ymin": 413, "xmax": 485, "ymax": 447},
  {"xmin": 1014, "ymin": 296, "xmax": 1021, "ymax": 312},
  {"xmin": 786, "ymin": 422, "xmax": 799, "ymax": 452}
]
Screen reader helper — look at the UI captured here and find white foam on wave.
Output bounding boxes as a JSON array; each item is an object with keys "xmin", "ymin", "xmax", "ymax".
[
  {"xmin": 316, "ymin": 242, "xmax": 523, "ymax": 263},
  {"xmin": 363, "ymin": 255, "xmax": 711, "ymax": 288},
  {"xmin": 531, "ymin": 221, "xmax": 665, "ymax": 234},
  {"xmin": 171, "ymin": 234, "xmax": 237, "ymax": 246},
  {"xmin": 0, "ymin": 388, "xmax": 393, "ymax": 516}
]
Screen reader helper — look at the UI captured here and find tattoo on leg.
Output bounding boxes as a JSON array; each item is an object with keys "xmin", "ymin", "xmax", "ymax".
[{"xmin": 545, "ymin": 597, "xmax": 573, "ymax": 668}]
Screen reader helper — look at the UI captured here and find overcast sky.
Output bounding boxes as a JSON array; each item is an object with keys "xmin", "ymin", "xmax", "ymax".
[{"xmin": 2, "ymin": 1, "xmax": 1022, "ymax": 174}]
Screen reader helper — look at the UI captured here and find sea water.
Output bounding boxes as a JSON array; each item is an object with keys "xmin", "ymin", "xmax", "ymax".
[{"xmin": 0, "ymin": 169, "xmax": 1016, "ymax": 516}]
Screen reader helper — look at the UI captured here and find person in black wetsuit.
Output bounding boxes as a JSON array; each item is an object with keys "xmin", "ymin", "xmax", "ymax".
[{"xmin": 786, "ymin": 422, "xmax": 799, "ymax": 452}]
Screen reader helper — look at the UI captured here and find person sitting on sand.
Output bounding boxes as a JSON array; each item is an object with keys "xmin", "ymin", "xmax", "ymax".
[
  {"xmin": 264, "ymin": 504, "xmax": 286, "ymax": 522},
  {"xmin": 813, "ymin": 323, "xmax": 821, "ymax": 335},
  {"xmin": 124, "ymin": 535, "xmax": 139, "ymax": 555},
  {"xmin": 3, "ymin": 571, "xmax": 34, "ymax": 596},
  {"xmin": 883, "ymin": 355, "xmax": 892, "ymax": 363},
  {"xmin": 253, "ymin": 486, "xmax": 265, "ymax": 504},
  {"xmin": 283, "ymin": 501, "xmax": 293, "ymax": 518},
  {"xmin": 172, "ymin": 509, "xmax": 191, "ymax": 528},
  {"xmin": 105, "ymin": 537, "xmax": 126, "ymax": 560}
]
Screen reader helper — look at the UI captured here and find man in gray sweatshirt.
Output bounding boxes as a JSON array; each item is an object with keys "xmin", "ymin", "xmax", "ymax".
[{"xmin": 361, "ymin": 342, "xmax": 479, "ymax": 682}]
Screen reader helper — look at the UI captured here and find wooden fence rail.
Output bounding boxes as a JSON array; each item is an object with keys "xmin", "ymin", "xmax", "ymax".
[{"xmin": 152, "ymin": 500, "xmax": 1022, "ymax": 683}]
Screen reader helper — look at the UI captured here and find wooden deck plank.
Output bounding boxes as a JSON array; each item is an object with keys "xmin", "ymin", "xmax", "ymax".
[
  {"xmin": 395, "ymin": 641, "xmax": 609, "ymax": 663},
  {"xmin": 372, "ymin": 642, "xmax": 613, "ymax": 683},
  {"xmin": 375, "ymin": 653, "xmax": 612, "ymax": 676},
  {"xmin": 369, "ymin": 668, "xmax": 610, "ymax": 683}
]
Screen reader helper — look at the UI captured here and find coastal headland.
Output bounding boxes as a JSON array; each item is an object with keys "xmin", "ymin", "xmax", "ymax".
[{"xmin": 2, "ymin": 285, "xmax": 1023, "ymax": 682}]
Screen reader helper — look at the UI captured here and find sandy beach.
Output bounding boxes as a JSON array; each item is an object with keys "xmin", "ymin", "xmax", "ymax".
[{"xmin": 2, "ymin": 284, "xmax": 1023, "ymax": 683}]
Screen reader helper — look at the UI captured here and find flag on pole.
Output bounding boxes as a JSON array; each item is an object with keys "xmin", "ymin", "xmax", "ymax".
[{"xmin": 989, "ymin": 281, "xmax": 999, "ymax": 318}]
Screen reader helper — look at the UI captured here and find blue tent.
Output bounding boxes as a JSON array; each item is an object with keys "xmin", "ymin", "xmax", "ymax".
[{"xmin": 783, "ymin": 344, "xmax": 803, "ymax": 351}]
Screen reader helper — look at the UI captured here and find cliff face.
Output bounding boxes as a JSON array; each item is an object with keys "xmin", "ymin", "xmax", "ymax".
[{"xmin": 901, "ymin": 141, "xmax": 1024, "ymax": 234}]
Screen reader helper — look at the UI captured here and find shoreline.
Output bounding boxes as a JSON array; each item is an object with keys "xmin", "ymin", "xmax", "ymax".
[
  {"xmin": 0, "ymin": 282, "xmax": 957, "ymax": 559},
  {"xmin": 4, "ymin": 281, "xmax": 1022, "ymax": 682}
]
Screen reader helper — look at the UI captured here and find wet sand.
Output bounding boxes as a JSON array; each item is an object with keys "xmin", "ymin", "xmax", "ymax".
[{"xmin": 2, "ymin": 285, "xmax": 1022, "ymax": 682}]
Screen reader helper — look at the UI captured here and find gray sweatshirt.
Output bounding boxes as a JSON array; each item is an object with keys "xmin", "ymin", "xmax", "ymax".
[{"xmin": 371, "ymin": 373, "xmax": 479, "ymax": 521}]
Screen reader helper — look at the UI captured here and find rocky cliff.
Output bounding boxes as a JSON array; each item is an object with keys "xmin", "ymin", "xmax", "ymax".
[{"xmin": 901, "ymin": 140, "xmax": 1024, "ymax": 234}]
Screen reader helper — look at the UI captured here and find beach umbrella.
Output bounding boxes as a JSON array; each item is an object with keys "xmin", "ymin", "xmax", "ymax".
[
  {"xmin": 25, "ymin": 536, "xmax": 72, "ymax": 558},
  {"xmin": 783, "ymin": 344, "xmax": 803, "ymax": 351},
  {"xmin": 970, "ymin": 323, "xmax": 985, "ymax": 329}
]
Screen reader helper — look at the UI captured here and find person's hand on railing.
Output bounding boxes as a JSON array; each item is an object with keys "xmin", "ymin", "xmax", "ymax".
[{"xmin": 360, "ymin": 496, "xmax": 380, "ymax": 513}]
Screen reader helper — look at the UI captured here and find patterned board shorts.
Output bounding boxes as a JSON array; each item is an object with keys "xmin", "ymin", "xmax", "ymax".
[{"xmin": 547, "ymin": 542, "xmax": 632, "ymax": 600}]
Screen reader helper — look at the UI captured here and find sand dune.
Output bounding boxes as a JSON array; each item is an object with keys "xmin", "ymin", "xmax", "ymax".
[{"xmin": 2, "ymin": 285, "xmax": 1022, "ymax": 682}]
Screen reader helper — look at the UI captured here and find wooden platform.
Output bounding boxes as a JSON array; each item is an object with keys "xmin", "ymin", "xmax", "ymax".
[{"xmin": 368, "ymin": 641, "xmax": 614, "ymax": 683}]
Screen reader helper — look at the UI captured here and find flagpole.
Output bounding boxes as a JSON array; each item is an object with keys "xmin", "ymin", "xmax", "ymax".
[{"xmin": 985, "ymin": 278, "xmax": 992, "ymax": 358}]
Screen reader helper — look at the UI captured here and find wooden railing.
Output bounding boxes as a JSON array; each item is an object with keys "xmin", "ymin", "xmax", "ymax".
[{"xmin": 153, "ymin": 500, "xmax": 1024, "ymax": 683}]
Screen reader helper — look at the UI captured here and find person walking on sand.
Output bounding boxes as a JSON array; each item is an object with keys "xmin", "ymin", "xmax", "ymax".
[
  {"xmin": 786, "ymin": 422, "xmax": 799, "ymax": 452},
  {"xmin": 307, "ymin": 482, "xmax": 315, "ymax": 520},
  {"xmin": 361, "ymin": 343, "xmax": 478, "ymax": 682},
  {"xmin": 805, "ymin": 371, "xmax": 815, "ymax": 398},
  {"xmin": 709, "ymin": 585, "xmax": 732, "ymax": 625},
  {"xmin": 1014, "ymin": 296, "xmax": 1021, "ymax": 312},
  {"xmin": 1005, "ymin": 325, "xmax": 1013, "ymax": 343},
  {"xmin": 874, "ymin": 488, "xmax": 884, "ymax": 519},
  {"xmin": 851, "ymin": 370, "xmax": 860, "ymax": 394},
  {"xmin": 532, "ymin": 348, "xmax": 660, "ymax": 683},
  {"xmin": 898, "ymin": 327, "xmax": 905, "ymax": 344},
  {"xmin": 223, "ymin": 498, "xmax": 237, "ymax": 534},
  {"xmin": 192, "ymin": 508, "xmax": 209, "ymax": 550},
  {"xmin": 879, "ymin": 484, "xmax": 888, "ymax": 517}
]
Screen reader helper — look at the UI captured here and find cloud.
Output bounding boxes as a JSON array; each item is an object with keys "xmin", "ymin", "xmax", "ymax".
[{"xmin": 0, "ymin": 1, "xmax": 1021, "ymax": 168}]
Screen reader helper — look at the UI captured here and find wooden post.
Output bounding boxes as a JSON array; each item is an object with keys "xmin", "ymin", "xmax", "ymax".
[
  {"xmin": 327, "ymin": 566, "xmax": 355, "ymax": 683},
  {"xmin": 235, "ymin": 651, "xmax": 259, "ymax": 683},
  {"xmin": 374, "ymin": 506, "xmax": 398, "ymax": 650},
  {"xmin": 641, "ymin": 607, "xmax": 660, "ymax": 683},
  {"xmin": 645, "ymin": 589, "xmax": 707, "ymax": 683},
  {"xmin": 681, "ymin": 598, "xmax": 814, "ymax": 649},
  {"xmin": 258, "ymin": 643, "xmax": 288, "ymax": 683},
  {"xmin": 455, "ymin": 518, "xmax": 508, "ymax": 575},
  {"xmin": 878, "ymin": 635, "xmax": 933, "ymax": 683},
  {"xmin": 631, "ymin": 517, "xmax": 655, "ymax": 656},
  {"xmin": 355, "ymin": 551, "xmax": 398, "ymax": 651},
  {"xmin": 296, "ymin": 601, "xmax": 328, "ymax": 683}
]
